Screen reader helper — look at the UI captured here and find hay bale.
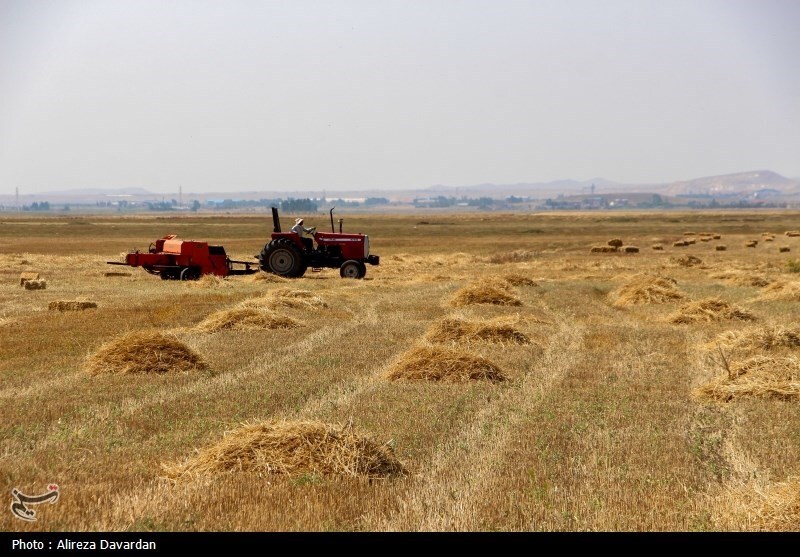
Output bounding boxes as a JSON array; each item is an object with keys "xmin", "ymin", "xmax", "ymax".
[
  {"xmin": 623, "ymin": 246, "xmax": 639, "ymax": 253},
  {"xmin": 163, "ymin": 419, "xmax": 405, "ymax": 480},
  {"xmin": 425, "ymin": 318, "xmax": 531, "ymax": 345},
  {"xmin": 694, "ymin": 356, "xmax": 800, "ymax": 401},
  {"xmin": 651, "ymin": 244, "xmax": 664, "ymax": 250},
  {"xmin": 672, "ymin": 255, "xmax": 703, "ymax": 267},
  {"xmin": 450, "ymin": 283, "xmax": 522, "ymax": 307},
  {"xmin": 686, "ymin": 238, "xmax": 697, "ymax": 245},
  {"xmin": 780, "ymin": 247, "xmax": 791, "ymax": 253},
  {"xmin": 104, "ymin": 271, "xmax": 132, "ymax": 277},
  {"xmin": 610, "ymin": 274, "xmax": 684, "ymax": 307},
  {"xmin": 673, "ymin": 241, "xmax": 689, "ymax": 247},
  {"xmin": 713, "ymin": 234, "xmax": 722, "ymax": 240},
  {"xmin": 385, "ymin": 346, "xmax": 507, "ymax": 382},
  {"xmin": 785, "ymin": 231, "xmax": 800, "ymax": 237},
  {"xmin": 715, "ymin": 245, "xmax": 727, "ymax": 251},
  {"xmin": 765, "ymin": 237, "xmax": 775, "ymax": 242},
  {"xmin": 194, "ymin": 307, "xmax": 300, "ymax": 333},
  {"xmin": 48, "ymin": 301, "xmax": 98, "ymax": 311},
  {"xmin": 745, "ymin": 240, "xmax": 758, "ymax": 248},
  {"xmin": 684, "ymin": 232, "xmax": 697, "ymax": 236},
  {"xmin": 668, "ymin": 297, "xmax": 756, "ymax": 324},
  {"xmin": 23, "ymin": 279, "xmax": 47, "ymax": 290},
  {"xmin": 84, "ymin": 331, "xmax": 207, "ymax": 375},
  {"xmin": 607, "ymin": 239, "xmax": 623, "ymax": 247},
  {"xmin": 590, "ymin": 245, "xmax": 618, "ymax": 253},
  {"xmin": 19, "ymin": 272, "xmax": 40, "ymax": 286},
  {"xmin": 700, "ymin": 237, "xmax": 712, "ymax": 242}
]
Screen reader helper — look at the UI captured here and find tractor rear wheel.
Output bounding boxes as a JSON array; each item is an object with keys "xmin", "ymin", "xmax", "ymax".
[
  {"xmin": 261, "ymin": 239, "xmax": 307, "ymax": 278},
  {"xmin": 340, "ymin": 259, "xmax": 366, "ymax": 279}
]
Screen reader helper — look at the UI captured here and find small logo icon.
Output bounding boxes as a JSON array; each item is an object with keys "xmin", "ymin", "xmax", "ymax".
[{"xmin": 10, "ymin": 485, "xmax": 60, "ymax": 521}]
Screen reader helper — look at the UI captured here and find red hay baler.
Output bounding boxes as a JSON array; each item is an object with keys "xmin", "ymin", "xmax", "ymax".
[{"xmin": 108, "ymin": 235, "xmax": 257, "ymax": 280}]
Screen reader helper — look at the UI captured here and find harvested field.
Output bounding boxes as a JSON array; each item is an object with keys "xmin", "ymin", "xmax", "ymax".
[
  {"xmin": 711, "ymin": 477, "xmax": 800, "ymax": 531},
  {"xmin": 669, "ymin": 298, "xmax": 756, "ymax": 324},
  {"xmin": 610, "ymin": 274, "xmax": 683, "ymax": 307},
  {"xmin": 48, "ymin": 300, "xmax": 98, "ymax": 311},
  {"xmin": 84, "ymin": 331, "xmax": 208, "ymax": 375},
  {"xmin": 425, "ymin": 318, "xmax": 531, "ymax": 345},
  {"xmin": 163, "ymin": 420, "xmax": 405, "ymax": 480},
  {"xmin": 694, "ymin": 355, "xmax": 800, "ymax": 401},
  {"xmin": 385, "ymin": 346, "xmax": 508, "ymax": 382},
  {"xmin": 194, "ymin": 307, "xmax": 300, "ymax": 333},
  {"xmin": 450, "ymin": 283, "xmax": 522, "ymax": 307},
  {"xmin": 5, "ymin": 210, "xmax": 800, "ymax": 532}
]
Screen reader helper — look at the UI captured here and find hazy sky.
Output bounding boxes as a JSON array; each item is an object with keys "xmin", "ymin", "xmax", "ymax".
[{"xmin": 1, "ymin": 0, "xmax": 798, "ymax": 194}]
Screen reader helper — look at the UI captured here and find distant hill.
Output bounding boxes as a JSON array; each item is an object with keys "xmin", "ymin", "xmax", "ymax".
[{"xmin": 662, "ymin": 170, "xmax": 800, "ymax": 196}]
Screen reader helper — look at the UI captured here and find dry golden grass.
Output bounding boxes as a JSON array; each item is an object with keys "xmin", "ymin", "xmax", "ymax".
[
  {"xmin": 610, "ymin": 274, "xmax": 684, "ymax": 307},
  {"xmin": 194, "ymin": 307, "xmax": 300, "ymax": 333},
  {"xmin": 484, "ymin": 250, "xmax": 537, "ymax": 264},
  {"xmin": 48, "ymin": 300, "xmax": 98, "ymax": 311},
  {"xmin": 669, "ymin": 298, "xmax": 756, "ymax": 324},
  {"xmin": 449, "ymin": 283, "xmax": 522, "ymax": 307},
  {"xmin": 84, "ymin": 331, "xmax": 208, "ymax": 375},
  {"xmin": 758, "ymin": 281, "xmax": 800, "ymax": 301},
  {"xmin": 385, "ymin": 346, "xmax": 508, "ymax": 382},
  {"xmin": 163, "ymin": 419, "xmax": 405, "ymax": 480},
  {"xmin": 425, "ymin": 318, "xmax": 531, "ymax": 345},
  {"xmin": 694, "ymin": 355, "xmax": 800, "ymax": 401}
]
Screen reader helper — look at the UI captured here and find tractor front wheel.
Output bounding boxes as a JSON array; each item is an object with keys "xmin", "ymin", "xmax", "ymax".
[
  {"xmin": 340, "ymin": 259, "xmax": 366, "ymax": 279},
  {"xmin": 261, "ymin": 239, "xmax": 307, "ymax": 278}
]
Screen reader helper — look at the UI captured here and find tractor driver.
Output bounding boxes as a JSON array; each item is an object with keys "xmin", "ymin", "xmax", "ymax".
[{"xmin": 291, "ymin": 218, "xmax": 316, "ymax": 252}]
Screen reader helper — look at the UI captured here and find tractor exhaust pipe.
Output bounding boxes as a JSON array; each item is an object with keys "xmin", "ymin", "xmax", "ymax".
[
  {"xmin": 338, "ymin": 219, "xmax": 343, "ymax": 233},
  {"xmin": 329, "ymin": 207, "xmax": 336, "ymax": 233},
  {"xmin": 272, "ymin": 207, "xmax": 281, "ymax": 233}
]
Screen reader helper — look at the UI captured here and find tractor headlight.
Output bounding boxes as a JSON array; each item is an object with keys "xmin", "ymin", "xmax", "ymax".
[{"xmin": 364, "ymin": 235, "xmax": 370, "ymax": 258}]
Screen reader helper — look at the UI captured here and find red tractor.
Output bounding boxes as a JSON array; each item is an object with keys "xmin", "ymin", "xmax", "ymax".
[
  {"xmin": 259, "ymin": 207, "xmax": 380, "ymax": 279},
  {"xmin": 108, "ymin": 235, "xmax": 258, "ymax": 280}
]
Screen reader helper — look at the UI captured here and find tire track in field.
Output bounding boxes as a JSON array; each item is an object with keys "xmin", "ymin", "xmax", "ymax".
[{"xmin": 364, "ymin": 311, "xmax": 585, "ymax": 531}]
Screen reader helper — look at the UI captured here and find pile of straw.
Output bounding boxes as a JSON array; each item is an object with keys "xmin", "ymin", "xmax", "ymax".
[
  {"xmin": 712, "ymin": 325, "xmax": 800, "ymax": 354},
  {"xmin": 672, "ymin": 255, "xmax": 703, "ymax": 267},
  {"xmin": 85, "ymin": 331, "xmax": 207, "ymax": 375},
  {"xmin": 194, "ymin": 307, "xmax": 299, "ymax": 333},
  {"xmin": 668, "ymin": 298, "xmax": 756, "ymax": 324},
  {"xmin": 48, "ymin": 301, "xmax": 97, "ymax": 311},
  {"xmin": 239, "ymin": 289, "xmax": 327, "ymax": 311},
  {"xmin": 186, "ymin": 275, "xmax": 231, "ymax": 288},
  {"xmin": 710, "ymin": 271, "xmax": 770, "ymax": 288},
  {"xmin": 385, "ymin": 346, "xmax": 507, "ymax": 382},
  {"xmin": 758, "ymin": 281, "xmax": 800, "ymax": 301},
  {"xmin": 610, "ymin": 274, "xmax": 684, "ymax": 307},
  {"xmin": 502, "ymin": 274, "xmax": 538, "ymax": 287},
  {"xmin": 693, "ymin": 355, "xmax": 800, "ymax": 401},
  {"xmin": 449, "ymin": 283, "xmax": 522, "ymax": 307},
  {"xmin": 163, "ymin": 419, "xmax": 405, "ymax": 479},
  {"xmin": 248, "ymin": 272, "xmax": 290, "ymax": 283},
  {"xmin": 425, "ymin": 318, "xmax": 531, "ymax": 345}
]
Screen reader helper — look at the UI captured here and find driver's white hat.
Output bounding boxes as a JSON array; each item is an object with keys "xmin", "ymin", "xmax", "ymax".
[{"xmin": 296, "ymin": 218, "xmax": 304, "ymax": 224}]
